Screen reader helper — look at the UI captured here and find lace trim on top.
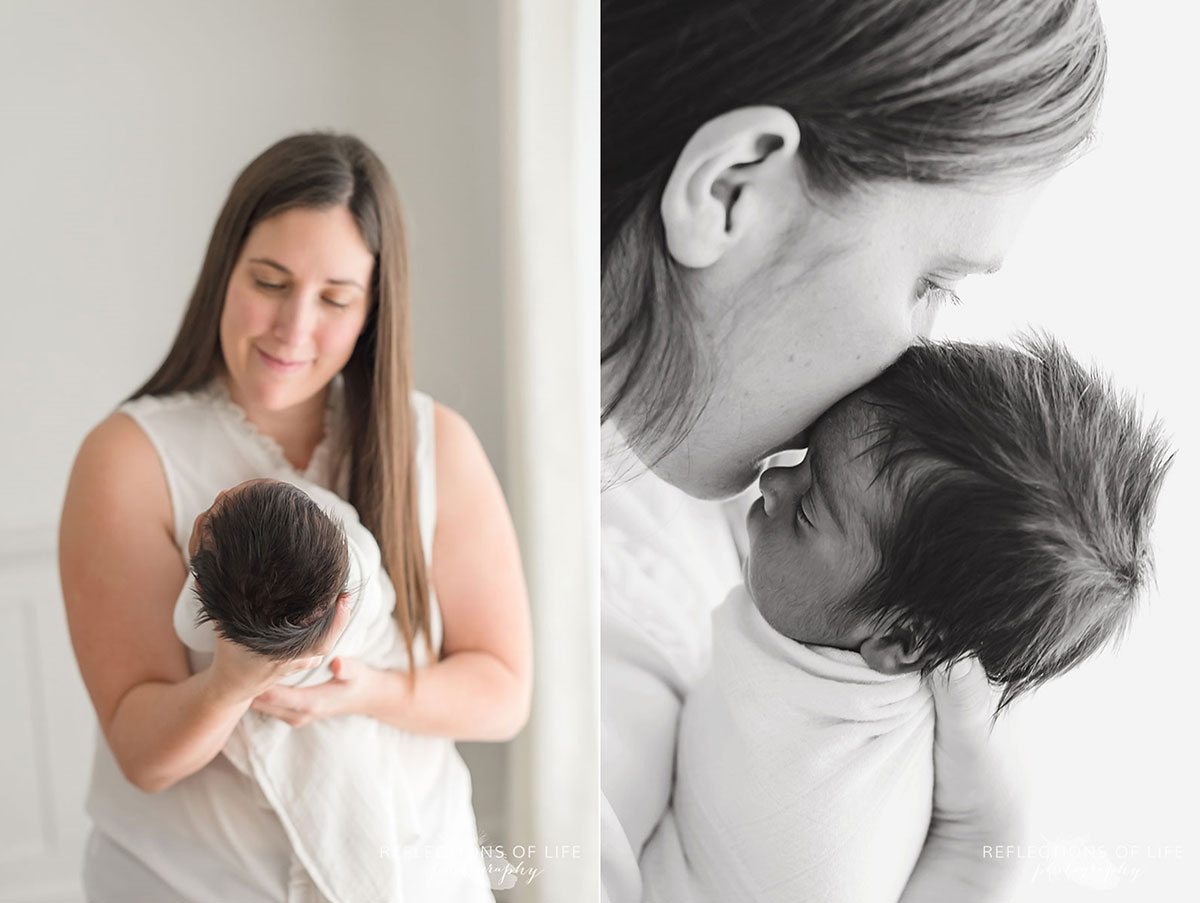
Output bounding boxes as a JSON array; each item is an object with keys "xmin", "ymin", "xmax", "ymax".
[{"xmin": 198, "ymin": 371, "xmax": 346, "ymax": 489}]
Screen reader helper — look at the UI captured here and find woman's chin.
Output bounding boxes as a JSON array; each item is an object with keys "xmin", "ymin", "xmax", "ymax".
[
  {"xmin": 647, "ymin": 451, "xmax": 759, "ymax": 501},
  {"xmin": 245, "ymin": 379, "xmax": 308, "ymax": 414}
]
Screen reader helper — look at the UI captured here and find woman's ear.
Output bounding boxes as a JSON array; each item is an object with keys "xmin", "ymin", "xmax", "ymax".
[
  {"xmin": 860, "ymin": 621, "xmax": 935, "ymax": 675},
  {"xmin": 660, "ymin": 106, "xmax": 801, "ymax": 268}
]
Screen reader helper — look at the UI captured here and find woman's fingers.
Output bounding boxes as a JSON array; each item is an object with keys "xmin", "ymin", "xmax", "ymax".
[
  {"xmin": 330, "ymin": 656, "xmax": 363, "ymax": 680},
  {"xmin": 929, "ymin": 658, "xmax": 995, "ymax": 745}
]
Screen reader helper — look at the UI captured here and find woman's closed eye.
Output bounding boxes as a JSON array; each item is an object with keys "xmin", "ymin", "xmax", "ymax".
[{"xmin": 255, "ymin": 278, "xmax": 349, "ymax": 308}]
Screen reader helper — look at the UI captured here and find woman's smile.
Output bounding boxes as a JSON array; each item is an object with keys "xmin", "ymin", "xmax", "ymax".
[{"xmin": 256, "ymin": 346, "xmax": 311, "ymax": 372}]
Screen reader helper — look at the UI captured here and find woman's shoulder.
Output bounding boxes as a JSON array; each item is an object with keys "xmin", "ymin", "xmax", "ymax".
[
  {"xmin": 425, "ymin": 398, "xmax": 487, "ymax": 484},
  {"xmin": 405, "ymin": 392, "xmax": 479, "ymax": 457},
  {"xmin": 116, "ymin": 382, "xmax": 217, "ymax": 422},
  {"xmin": 425, "ymin": 395, "xmax": 464, "ymax": 439},
  {"xmin": 110, "ymin": 385, "xmax": 219, "ymax": 456},
  {"xmin": 69, "ymin": 410, "xmax": 174, "ymax": 542},
  {"xmin": 105, "ymin": 386, "xmax": 218, "ymax": 474},
  {"xmin": 421, "ymin": 399, "xmax": 502, "ymax": 543},
  {"xmin": 81, "ymin": 409, "xmax": 161, "ymax": 469},
  {"xmin": 77, "ymin": 384, "xmax": 221, "ymax": 541}
]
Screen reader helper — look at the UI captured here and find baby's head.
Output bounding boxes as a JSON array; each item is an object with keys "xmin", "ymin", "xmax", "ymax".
[
  {"xmin": 745, "ymin": 336, "xmax": 1172, "ymax": 708},
  {"xmin": 187, "ymin": 478, "xmax": 351, "ymax": 661}
]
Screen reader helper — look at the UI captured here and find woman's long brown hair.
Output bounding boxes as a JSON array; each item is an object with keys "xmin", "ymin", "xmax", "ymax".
[{"xmin": 127, "ymin": 131, "xmax": 433, "ymax": 666}]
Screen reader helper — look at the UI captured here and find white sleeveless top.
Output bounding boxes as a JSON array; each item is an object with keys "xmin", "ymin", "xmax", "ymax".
[
  {"xmin": 600, "ymin": 422, "xmax": 750, "ymax": 903},
  {"xmin": 81, "ymin": 372, "xmax": 492, "ymax": 903}
]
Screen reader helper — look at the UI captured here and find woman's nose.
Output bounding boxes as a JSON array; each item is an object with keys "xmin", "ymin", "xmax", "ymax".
[{"xmin": 272, "ymin": 291, "xmax": 318, "ymax": 345}]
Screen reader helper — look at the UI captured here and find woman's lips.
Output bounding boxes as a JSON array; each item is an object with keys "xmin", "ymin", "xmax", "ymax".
[{"xmin": 256, "ymin": 347, "xmax": 309, "ymax": 372}]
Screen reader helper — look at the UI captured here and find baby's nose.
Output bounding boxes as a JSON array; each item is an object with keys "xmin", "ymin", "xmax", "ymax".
[{"xmin": 758, "ymin": 465, "xmax": 799, "ymax": 515}]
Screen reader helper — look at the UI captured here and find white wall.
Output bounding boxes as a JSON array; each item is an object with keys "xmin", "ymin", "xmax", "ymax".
[
  {"xmin": 927, "ymin": 2, "xmax": 1199, "ymax": 898},
  {"xmin": 499, "ymin": 0, "xmax": 599, "ymax": 898},
  {"xmin": 0, "ymin": 0, "xmax": 589, "ymax": 897}
]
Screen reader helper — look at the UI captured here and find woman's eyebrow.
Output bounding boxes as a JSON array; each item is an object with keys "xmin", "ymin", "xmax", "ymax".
[{"xmin": 247, "ymin": 256, "xmax": 365, "ymax": 290}]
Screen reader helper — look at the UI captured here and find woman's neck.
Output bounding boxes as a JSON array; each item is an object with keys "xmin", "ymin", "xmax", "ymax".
[{"xmin": 221, "ymin": 371, "xmax": 328, "ymax": 472}]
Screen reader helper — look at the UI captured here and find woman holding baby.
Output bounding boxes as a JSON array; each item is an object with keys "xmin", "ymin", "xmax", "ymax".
[
  {"xmin": 59, "ymin": 133, "xmax": 530, "ymax": 900},
  {"xmin": 602, "ymin": 0, "xmax": 1107, "ymax": 901}
]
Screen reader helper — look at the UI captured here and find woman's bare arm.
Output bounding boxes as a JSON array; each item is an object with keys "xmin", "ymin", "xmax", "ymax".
[
  {"xmin": 59, "ymin": 413, "xmax": 253, "ymax": 792},
  {"xmin": 359, "ymin": 403, "xmax": 533, "ymax": 742}
]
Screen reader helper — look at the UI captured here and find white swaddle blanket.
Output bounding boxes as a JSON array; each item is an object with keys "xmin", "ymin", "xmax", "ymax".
[
  {"xmin": 641, "ymin": 585, "xmax": 935, "ymax": 903},
  {"xmin": 173, "ymin": 477, "xmax": 423, "ymax": 903}
]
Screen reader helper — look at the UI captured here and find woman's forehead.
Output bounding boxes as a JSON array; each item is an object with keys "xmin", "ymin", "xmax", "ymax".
[
  {"xmin": 883, "ymin": 180, "xmax": 1040, "ymax": 262},
  {"xmin": 240, "ymin": 206, "xmax": 374, "ymax": 282}
]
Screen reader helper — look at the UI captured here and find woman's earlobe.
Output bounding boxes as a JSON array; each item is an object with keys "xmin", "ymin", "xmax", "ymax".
[{"xmin": 660, "ymin": 106, "xmax": 801, "ymax": 268}]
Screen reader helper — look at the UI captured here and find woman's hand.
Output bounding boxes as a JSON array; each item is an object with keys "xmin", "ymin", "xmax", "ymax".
[
  {"xmin": 928, "ymin": 659, "xmax": 1023, "ymax": 828},
  {"xmin": 249, "ymin": 656, "xmax": 378, "ymax": 728},
  {"xmin": 203, "ymin": 631, "xmax": 325, "ymax": 708},
  {"xmin": 900, "ymin": 658, "xmax": 1027, "ymax": 902},
  {"xmin": 203, "ymin": 592, "xmax": 354, "ymax": 710}
]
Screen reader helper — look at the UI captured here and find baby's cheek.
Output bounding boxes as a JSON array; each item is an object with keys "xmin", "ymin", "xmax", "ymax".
[{"xmin": 745, "ymin": 550, "xmax": 794, "ymax": 631}]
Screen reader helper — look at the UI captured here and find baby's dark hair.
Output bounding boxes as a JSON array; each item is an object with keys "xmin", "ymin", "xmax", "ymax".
[
  {"xmin": 845, "ymin": 336, "xmax": 1172, "ymax": 711},
  {"xmin": 189, "ymin": 480, "xmax": 351, "ymax": 661}
]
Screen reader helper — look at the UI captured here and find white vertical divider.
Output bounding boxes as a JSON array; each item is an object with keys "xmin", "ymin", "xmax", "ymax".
[{"xmin": 498, "ymin": 0, "xmax": 600, "ymax": 900}]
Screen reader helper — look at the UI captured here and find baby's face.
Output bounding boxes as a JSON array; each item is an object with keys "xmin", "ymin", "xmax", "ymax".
[{"xmin": 744, "ymin": 399, "xmax": 890, "ymax": 646}]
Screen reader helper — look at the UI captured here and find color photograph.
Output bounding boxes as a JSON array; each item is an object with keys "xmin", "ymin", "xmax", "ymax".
[{"xmin": 0, "ymin": 2, "xmax": 597, "ymax": 901}]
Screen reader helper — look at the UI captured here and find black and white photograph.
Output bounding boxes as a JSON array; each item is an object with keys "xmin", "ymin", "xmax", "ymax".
[{"xmin": 602, "ymin": 2, "xmax": 1196, "ymax": 902}]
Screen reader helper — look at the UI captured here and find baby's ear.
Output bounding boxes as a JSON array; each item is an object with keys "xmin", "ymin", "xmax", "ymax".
[
  {"xmin": 333, "ymin": 590, "xmax": 353, "ymax": 623},
  {"xmin": 314, "ymin": 591, "xmax": 355, "ymax": 656},
  {"xmin": 859, "ymin": 620, "xmax": 936, "ymax": 675}
]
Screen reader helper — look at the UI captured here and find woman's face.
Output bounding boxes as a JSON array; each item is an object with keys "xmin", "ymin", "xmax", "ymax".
[
  {"xmin": 643, "ymin": 177, "xmax": 1042, "ymax": 499},
  {"xmin": 220, "ymin": 205, "xmax": 374, "ymax": 415}
]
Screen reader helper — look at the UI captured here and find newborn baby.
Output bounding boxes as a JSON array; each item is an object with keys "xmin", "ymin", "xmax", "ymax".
[
  {"xmin": 178, "ymin": 477, "xmax": 364, "ymax": 687},
  {"xmin": 173, "ymin": 476, "xmax": 429, "ymax": 901},
  {"xmin": 641, "ymin": 336, "xmax": 1172, "ymax": 903}
]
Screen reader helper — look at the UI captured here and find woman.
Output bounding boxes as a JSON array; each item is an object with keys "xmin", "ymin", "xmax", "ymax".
[
  {"xmin": 59, "ymin": 132, "xmax": 531, "ymax": 901},
  {"xmin": 601, "ymin": 1, "xmax": 1106, "ymax": 900}
]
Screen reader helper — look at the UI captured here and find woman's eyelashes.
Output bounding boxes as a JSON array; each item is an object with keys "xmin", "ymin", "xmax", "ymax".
[
  {"xmin": 915, "ymin": 277, "xmax": 963, "ymax": 309},
  {"xmin": 253, "ymin": 278, "xmax": 349, "ymax": 308}
]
